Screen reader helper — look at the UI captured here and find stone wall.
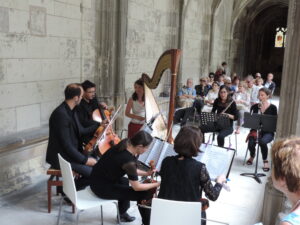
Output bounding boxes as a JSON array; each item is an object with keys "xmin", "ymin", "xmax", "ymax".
[{"xmin": 0, "ymin": 0, "xmax": 97, "ymax": 137}]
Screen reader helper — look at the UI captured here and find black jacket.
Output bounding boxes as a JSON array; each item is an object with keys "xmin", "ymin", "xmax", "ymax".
[{"xmin": 46, "ymin": 102, "xmax": 97, "ymax": 169}]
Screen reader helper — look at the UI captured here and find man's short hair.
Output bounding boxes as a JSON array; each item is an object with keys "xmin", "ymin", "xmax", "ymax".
[
  {"xmin": 81, "ymin": 80, "xmax": 96, "ymax": 91},
  {"xmin": 174, "ymin": 126, "xmax": 203, "ymax": 157},
  {"xmin": 64, "ymin": 83, "xmax": 82, "ymax": 100},
  {"xmin": 221, "ymin": 62, "xmax": 227, "ymax": 66},
  {"xmin": 272, "ymin": 137, "xmax": 300, "ymax": 193}
]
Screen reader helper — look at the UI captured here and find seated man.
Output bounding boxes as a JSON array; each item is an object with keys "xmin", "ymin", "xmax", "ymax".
[
  {"xmin": 264, "ymin": 73, "xmax": 276, "ymax": 94},
  {"xmin": 46, "ymin": 83, "xmax": 98, "ymax": 190},
  {"xmin": 177, "ymin": 78, "xmax": 196, "ymax": 108},
  {"xmin": 195, "ymin": 77, "xmax": 210, "ymax": 99},
  {"xmin": 76, "ymin": 80, "xmax": 108, "ymax": 145}
]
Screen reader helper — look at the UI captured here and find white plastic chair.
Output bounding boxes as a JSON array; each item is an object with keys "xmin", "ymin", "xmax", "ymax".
[
  {"xmin": 57, "ymin": 154, "xmax": 121, "ymax": 225},
  {"xmin": 150, "ymin": 198, "xmax": 202, "ymax": 225}
]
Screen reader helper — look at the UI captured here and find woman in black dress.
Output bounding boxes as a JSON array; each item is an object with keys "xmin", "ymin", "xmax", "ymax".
[
  {"xmin": 90, "ymin": 130, "xmax": 159, "ymax": 223},
  {"xmin": 246, "ymin": 87, "xmax": 277, "ymax": 171},
  {"xmin": 211, "ymin": 86, "xmax": 238, "ymax": 147},
  {"xmin": 158, "ymin": 126, "xmax": 226, "ymax": 225}
]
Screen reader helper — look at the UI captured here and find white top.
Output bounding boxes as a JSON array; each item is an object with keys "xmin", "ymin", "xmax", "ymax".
[
  {"xmin": 205, "ymin": 90, "xmax": 218, "ymax": 103},
  {"xmin": 233, "ymin": 91, "xmax": 250, "ymax": 111},
  {"xmin": 131, "ymin": 100, "xmax": 145, "ymax": 124},
  {"xmin": 247, "ymin": 85, "xmax": 259, "ymax": 104}
]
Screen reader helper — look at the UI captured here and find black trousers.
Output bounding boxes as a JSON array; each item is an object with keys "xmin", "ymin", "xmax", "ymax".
[
  {"xmin": 216, "ymin": 127, "xmax": 233, "ymax": 147},
  {"xmin": 248, "ymin": 132, "xmax": 274, "ymax": 160},
  {"xmin": 91, "ymin": 177, "xmax": 151, "ymax": 215}
]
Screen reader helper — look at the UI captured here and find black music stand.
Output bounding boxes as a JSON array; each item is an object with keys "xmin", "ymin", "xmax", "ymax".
[{"xmin": 240, "ymin": 112, "xmax": 277, "ymax": 184}]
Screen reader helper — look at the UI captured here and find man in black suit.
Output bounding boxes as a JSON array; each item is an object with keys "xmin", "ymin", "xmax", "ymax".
[{"xmin": 46, "ymin": 83, "xmax": 98, "ymax": 190}]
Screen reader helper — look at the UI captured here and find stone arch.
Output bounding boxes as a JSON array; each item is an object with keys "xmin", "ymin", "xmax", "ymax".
[{"xmin": 230, "ymin": 0, "xmax": 288, "ymax": 86}]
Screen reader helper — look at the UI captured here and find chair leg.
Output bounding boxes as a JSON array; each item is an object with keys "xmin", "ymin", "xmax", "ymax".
[
  {"xmin": 56, "ymin": 197, "xmax": 64, "ymax": 225},
  {"xmin": 47, "ymin": 181, "xmax": 52, "ymax": 213},
  {"xmin": 76, "ymin": 210, "xmax": 81, "ymax": 225},
  {"xmin": 100, "ymin": 205, "xmax": 103, "ymax": 225},
  {"xmin": 114, "ymin": 202, "xmax": 121, "ymax": 225}
]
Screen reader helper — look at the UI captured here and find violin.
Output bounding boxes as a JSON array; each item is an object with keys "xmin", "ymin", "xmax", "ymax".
[{"xmin": 96, "ymin": 106, "xmax": 121, "ymax": 156}]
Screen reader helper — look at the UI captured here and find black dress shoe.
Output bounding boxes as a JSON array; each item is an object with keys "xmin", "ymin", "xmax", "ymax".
[{"xmin": 120, "ymin": 212, "xmax": 136, "ymax": 222}]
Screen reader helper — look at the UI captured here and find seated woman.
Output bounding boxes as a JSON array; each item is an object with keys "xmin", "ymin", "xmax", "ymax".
[
  {"xmin": 271, "ymin": 137, "xmax": 300, "ymax": 224},
  {"xmin": 90, "ymin": 130, "xmax": 160, "ymax": 223},
  {"xmin": 158, "ymin": 126, "xmax": 226, "ymax": 225},
  {"xmin": 211, "ymin": 86, "xmax": 238, "ymax": 147},
  {"xmin": 246, "ymin": 88, "xmax": 277, "ymax": 171},
  {"xmin": 233, "ymin": 81, "xmax": 250, "ymax": 134},
  {"xmin": 195, "ymin": 77, "xmax": 210, "ymax": 99},
  {"xmin": 202, "ymin": 82, "xmax": 219, "ymax": 112}
]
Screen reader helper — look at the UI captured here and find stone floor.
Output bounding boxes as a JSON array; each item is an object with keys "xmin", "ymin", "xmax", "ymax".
[{"xmin": 0, "ymin": 98, "xmax": 280, "ymax": 225}]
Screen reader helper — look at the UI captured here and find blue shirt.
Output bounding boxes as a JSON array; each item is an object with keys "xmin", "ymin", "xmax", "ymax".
[
  {"xmin": 281, "ymin": 212, "xmax": 300, "ymax": 224},
  {"xmin": 178, "ymin": 86, "xmax": 196, "ymax": 97}
]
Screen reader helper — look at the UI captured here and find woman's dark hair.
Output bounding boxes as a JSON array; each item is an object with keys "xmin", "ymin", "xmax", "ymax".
[
  {"xmin": 81, "ymin": 80, "xmax": 96, "ymax": 91},
  {"xmin": 113, "ymin": 130, "xmax": 153, "ymax": 152},
  {"xmin": 132, "ymin": 79, "xmax": 145, "ymax": 101},
  {"xmin": 209, "ymin": 72, "xmax": 215, "ymax": 78},
  {"xmin": 212, "ymin": 81, "xmax": 220, "ymax": 87},
  {"xmin": 259, "ymin": 87, "xmax": 272, "ymax": 97},
  {"xmin": 174, "ymin": 126, "xmax": 203, "ymax": 158},
  {"xmin": 217, "ymin": 85, "xmax": 232, "ymax": 107}
]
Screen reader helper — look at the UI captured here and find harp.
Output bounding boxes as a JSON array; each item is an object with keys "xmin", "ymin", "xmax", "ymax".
[{"xmin": 141, "ymin": 49, "xmax": 181, "ymax": 143}]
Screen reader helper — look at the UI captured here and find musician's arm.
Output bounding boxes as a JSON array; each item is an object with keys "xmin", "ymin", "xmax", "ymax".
[
  {"xmin": 137, "ymin": 169, "xmax": 153, "ymax": 176},
  {"xmin": 129, "ymin": 180, "xmax": 160, "ymax": 191}
]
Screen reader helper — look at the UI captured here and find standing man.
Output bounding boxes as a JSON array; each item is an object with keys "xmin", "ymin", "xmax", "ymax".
[
  {"xmin": 46, "ymin": 83, "xmax": 97, "ymax": 190},
  {"xmin": 264, "ymin": 73, "xmax": 276, "ymax": 94}
]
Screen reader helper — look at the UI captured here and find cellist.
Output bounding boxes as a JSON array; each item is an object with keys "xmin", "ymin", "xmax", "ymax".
[{"xmin": 76, "ymin": 80, "xmax": 108, "ymax": 146}]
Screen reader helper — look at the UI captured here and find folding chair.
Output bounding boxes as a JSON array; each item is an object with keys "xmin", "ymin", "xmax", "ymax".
[{"xmin": 57, "ymin": 154, "xmax": 121, "ymax": 225}]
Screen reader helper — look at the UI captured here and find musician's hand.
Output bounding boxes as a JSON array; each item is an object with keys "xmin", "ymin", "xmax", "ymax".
[
  {"xmin": 100, "ymin": 102, "xmax": 108, "ymax": 109},
  {"xmin": 86, "ymin": 157, "xmax": 97, "ymax": 166},
  {"xmin": 147, "ymin": 168, "xmax": 157, "ymax": 176},
  {"xmin": 100, "ymin": 119, "xmax": 109, "ymax": 126},
  {"xmin": 216, "ymin": 175, "xmax": 226, "ymax": 184}
]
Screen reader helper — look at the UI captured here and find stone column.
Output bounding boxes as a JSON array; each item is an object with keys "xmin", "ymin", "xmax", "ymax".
[
  {"xmin": 276, "ymin": 0, "xmax": 300, "ymax": 138},
  {"xmin": 263, "ymin": 1, "xmax": 300, "ymax": 224}
]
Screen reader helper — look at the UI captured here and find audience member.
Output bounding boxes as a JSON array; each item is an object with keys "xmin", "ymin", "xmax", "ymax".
[
  {"xmin": 208, "ymin": 73, "xmax": 215, "ymax": 87},
  {"xmin": 231, "ymin": 76, "xmax": 240, "ymax": 92},
  {"xmin": 177, "ymin": 78, "xmax": 196, "ymax": 108},
  {"xmin": 245, "ymin": 75, "xmax": 259, "ymax": 105},
  {"xmin": 233, "ymin": 81, "xmax": 250, "ymax": 134},
  {"xmin": 255, "ymin": 77, "xmax": 264, "ymax": 89},
  {"xmin": 271, "ymin": 137, "xmax": 300, "ymax": 225},
  {"xmin": 264, "ymin": 73, "xmax": 276, "ymax": 94},
  {"xmin": 195, "ymin": 77, "xmax": 210, "ymax": 99},
  {"xmin": 202, "ymin": 82, "xmax": 220, "ymax": 112}
]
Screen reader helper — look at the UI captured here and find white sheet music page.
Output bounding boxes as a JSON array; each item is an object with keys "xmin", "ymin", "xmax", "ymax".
[
  {"xmin": 194, "ymin": 144, "xmax": 234, "ymax": 180},
  {"xmin": 156, "ymin": 142, "xmax": 177, "ymax": 171}
]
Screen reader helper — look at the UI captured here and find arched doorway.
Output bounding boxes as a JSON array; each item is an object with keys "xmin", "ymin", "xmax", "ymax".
[{"xmin": 230, "ymin": 0, "xmax": 288, "ymax": 92}]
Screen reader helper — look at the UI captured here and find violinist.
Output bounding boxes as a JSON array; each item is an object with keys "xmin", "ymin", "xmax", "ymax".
[
  {"xmin": 76, "ymin": 80, "xmax": 108, "ymax": 145},
  {"xmin": 90, "ymin": 130, "xmax": 159, "ymax": 223},
  {"xmin": 46, "ymin": 83, "xmax": 97, "ymax": 190},
  {"xmin": 125, "ymin": 79, "xmax": 145, "ymax": 138},
  {"xmin": 158, "ymin": 126, "xmax": 226, "ymax": 225}
]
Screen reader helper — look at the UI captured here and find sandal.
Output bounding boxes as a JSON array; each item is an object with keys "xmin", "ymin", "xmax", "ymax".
[
  {"xmin": 262, "ymin": 160, "xmax": 270, "ymax": 172},
  {"xmin": 246, "ymin": 157, "xmax": 254, "ymax": 165}
]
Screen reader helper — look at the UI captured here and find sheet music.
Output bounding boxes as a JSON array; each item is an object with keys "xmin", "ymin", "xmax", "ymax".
[
  {"xmin": 156, "ymin": 142, "xmax": 176, "ymax": 171},
  {"xmin": 145, "ymin": 138, "xmax": 165, "ymax": 165},
  {"xmin": 194, "ymin": 144, "xmax": 235, "ymax": 180}
]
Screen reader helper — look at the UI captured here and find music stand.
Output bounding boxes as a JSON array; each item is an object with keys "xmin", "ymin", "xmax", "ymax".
[{"xmin": 241, "ymin": 112, "xmax": 277, "ymax": 183}]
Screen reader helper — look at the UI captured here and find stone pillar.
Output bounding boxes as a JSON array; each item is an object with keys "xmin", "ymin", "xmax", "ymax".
[
  {"xmin": 276, "ymin": 0, "xmax": 300, "ymax": 138},
  {"xmin": 263, "ymin": 1, "xmax": 300, "ymax": 224}
]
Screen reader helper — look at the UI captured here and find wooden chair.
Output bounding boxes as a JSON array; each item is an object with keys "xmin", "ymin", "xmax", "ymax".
[{"xmin": 47, "ymin": 168, "xmax": 75, "ymax": 213}]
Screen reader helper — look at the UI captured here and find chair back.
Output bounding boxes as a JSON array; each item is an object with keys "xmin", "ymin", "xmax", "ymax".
[
  {"xmin": 150, "ymin": 198, "xmax": 202, "ymax": 225},
  {"xmin": 58, "ymin": 154, "xmax": 77, "ymax": 206}
]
